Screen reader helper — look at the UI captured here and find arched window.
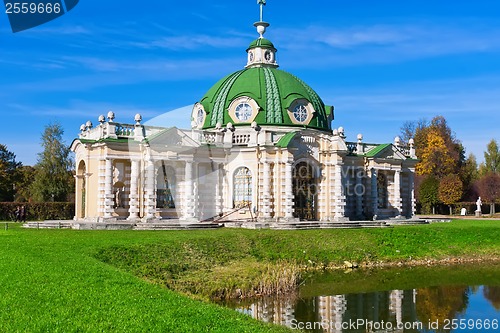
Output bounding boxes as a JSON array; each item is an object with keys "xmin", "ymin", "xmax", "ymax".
[
  {"xmin": 377, "ymin": 172, "xmax": 388, "ymax": 209},
  {"xmin": 233, "ymin": 167, "xmax": 252, "ymax": 208},
  {"xmin": 157, "ymin": 163, "xmax": 176, "ymax": 209}
]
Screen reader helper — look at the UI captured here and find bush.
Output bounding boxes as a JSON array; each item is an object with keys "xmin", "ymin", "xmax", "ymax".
[{"xmin": 0, "ymin": 202, "xmax": 74, "ymax": 221}]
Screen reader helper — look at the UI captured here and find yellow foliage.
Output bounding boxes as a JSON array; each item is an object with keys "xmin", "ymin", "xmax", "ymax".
[{"xmin": 416, "ymin": 129, "xmax": 456, "ymax": 177}]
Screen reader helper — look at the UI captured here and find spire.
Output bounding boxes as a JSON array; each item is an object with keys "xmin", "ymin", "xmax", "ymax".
[
  {"xmin": 246, "ymin": 0, "xmax": 278, "ymax": 68},
  {"xmin": 255, "ymin": 0, "xmax": 269, "ymax": 38},
  {"xmin": 258, "ymin": 0, "xmax": 266, "ymax": 22}
]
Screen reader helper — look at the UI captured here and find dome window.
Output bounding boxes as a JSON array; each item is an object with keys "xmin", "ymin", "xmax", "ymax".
[
  {"xmin": 235, "ymin": 103, "xmax": 253, "ymax": 121},
  {"xmin": 293, "ymin": 104, "xmax": 308, "ymax": 123},
  {"xmin": 288, "ymin": 99, "xmax": 315, "ymax": 125},
  {"xmin": 191, "ymin": 103, "xmax": 206, "ymax": 129},
  {"xmin": 228, "ymin": 96, "xmax": 260, "ymax": 124}
]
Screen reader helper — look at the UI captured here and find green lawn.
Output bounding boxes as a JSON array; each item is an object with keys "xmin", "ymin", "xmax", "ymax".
[{"xmin": 1, "ymin": 220, "xmax": 499, "ymax": 332}]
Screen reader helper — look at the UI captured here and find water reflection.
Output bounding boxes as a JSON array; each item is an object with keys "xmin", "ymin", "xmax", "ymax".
[{"xmin": 224, "ymin": 266, "xmax": 500, "ymax": 333}]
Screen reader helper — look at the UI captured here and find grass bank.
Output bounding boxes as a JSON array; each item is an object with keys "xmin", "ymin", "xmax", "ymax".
[
  {"xmin": 95, "ymin": 220, "xmax": 500, "ymax": 301},
  {"xmin": 1, "ymin": 220, "xmax": 499, "ymax": 332}
]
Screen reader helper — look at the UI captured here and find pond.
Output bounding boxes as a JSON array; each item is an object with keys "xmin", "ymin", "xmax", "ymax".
[{"xmin": 221, "ymin": 263, "xmax": 500, "ymax": 332}]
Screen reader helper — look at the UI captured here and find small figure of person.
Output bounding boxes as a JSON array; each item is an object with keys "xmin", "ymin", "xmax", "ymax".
[
  {"xmin": 20, "ymin": 205, "xmax": 27, "ymax": 222},
  {"xmin": 14, "ymin": 206, "xmax": 20, "ymax": 222},
  {"xmin": 476, "ymin": 196, "xmax": 482, "ymax": 212}
]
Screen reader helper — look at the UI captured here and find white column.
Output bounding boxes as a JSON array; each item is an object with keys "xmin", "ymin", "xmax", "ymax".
[
  {"xmin": 284, "ymin": 161, "xmax": 294, "ymax": 219},
  {"xmin": 103, "ymin": 158, "xmax": 114, "ymax": 219},
  {"xmin": 333, "ymin": 161, "xmax": 346, "ymax": 221},
  {"xmin": 183, "ymin": 160, "xmax": 196, "ymax": 220},
  {"xmin": 318, "ymin": 163, "xmax": 327, "ymax": 221},
  {"xmin": 214, "ymin": 163, "xmax": 223, "ymax": 216},
  {"xmin": 328, "ymin": 163, "xmax": 336, "ymax": 220},
  {"xmin": 394, "ymin": 169, "xmax": 402, "ymax": 217},
  {"xmin": 355, "ymin": 168, "xmax": 364, "ymax": 219},
  {"xmin": 127, "ymin": 160, "xmax": 140, "ymax": 220},
  {"xmin": 409, "ymin": 169, "xmax": 416, "ymax": 217},
  {"xmin": 262, "ymin": 160, "xmax": 271, "ymax": 218},
  {"xmin": 371, "ymin": 168, "xmax": 378, "ymax": 219},
  {"xmin": 144, "ymin": 160, "xmax": 156, "ymax": 219}
]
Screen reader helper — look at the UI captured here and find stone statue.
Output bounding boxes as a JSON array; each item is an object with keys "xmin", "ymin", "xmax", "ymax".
[
  {"xmin": 476, "ymin": 196, "xmax": 482, "ymax": 212},
  {"xmin": 115, "ymin": 187, "xmax": 122, "ymax": 208}
]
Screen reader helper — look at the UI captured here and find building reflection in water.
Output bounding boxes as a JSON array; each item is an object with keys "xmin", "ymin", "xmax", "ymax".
[{"xmin": 232, "ymin": 288, "xmax": 463, "ymax": 333}]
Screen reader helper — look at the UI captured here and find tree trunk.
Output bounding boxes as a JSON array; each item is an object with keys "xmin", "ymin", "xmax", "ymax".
[
  {"xmin": 432, "ymin": 206, "xmax": 435, "ymax": 215},
  {"xmin": 491, "ymin": 203, "xmax": 495, "ymax": 216},
  {"xmin": 449, "ymin": 205, "xmax": 453, "ymax": 215}
]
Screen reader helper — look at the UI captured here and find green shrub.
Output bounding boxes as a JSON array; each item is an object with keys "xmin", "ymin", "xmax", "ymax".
[{"xmin": 0, "ymin": 202, "xmax": 74, "ymax": 221}]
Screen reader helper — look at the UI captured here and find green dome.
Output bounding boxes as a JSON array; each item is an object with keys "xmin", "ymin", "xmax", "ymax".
[
  {"xmin": 247, "ymin": 38, "xmax": 276, "ymax": 51},
  {"xmin": 197, "ymin": 67, "xmax": 333, "ymax": 132}
]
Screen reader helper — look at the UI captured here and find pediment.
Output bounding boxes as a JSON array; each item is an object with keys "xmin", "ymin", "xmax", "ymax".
[
  {"xmin": 147, "ymin": 127, "xmax": 200, "ymax": 148},
  {"xmin": 366, "ymin": 144, "xmax": 407, "ymax": 160}
]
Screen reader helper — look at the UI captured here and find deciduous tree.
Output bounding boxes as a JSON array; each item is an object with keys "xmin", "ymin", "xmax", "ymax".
[
  {"xmin": 438, "ymin": 174, "xmax": 463, "ymax": 215},
  {"xmin": 413, "ymin": 116, "xmax": 465, "ymax": 178},
  {"xmin": 31, "ymin": 123, "xmax": 74, "ymax": 202},
  {"xmin": 479, "ymin": 139, "xmax": 500, "ymax": 175},
  {"xmin": 0, "ymin": 144, "xmax": 21, "ymax": 202},
  {"xmin": 476, "ymin": 173, "xmax": 500, "ymax": 215},
  {"xmin": 14, "ymin": 165, "xmax": 36, "ymax": 202},
  {"xmin": 418, "ymin": 175, "xmax": 440, "ymax": 214}
]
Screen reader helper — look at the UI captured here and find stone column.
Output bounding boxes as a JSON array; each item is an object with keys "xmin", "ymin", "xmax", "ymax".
[
  {"xmin": 127, "ymin": 159, "xmax": 140, "ymax": 220},
  {"xmin": 214, "ymin": 163, "xmax": 223, "ymax": 217},
  {"xmin": 371, "ymin": 168, "xmax": 378, "ymax": 219},
  {"xmin": 318, "ymin": 162, "xmax": 328, "ymax": 221},
  {"xmin": 333, "ymin": 161, "xmax": 346, "ymax": 221},
  {"xmin": 103, "ymin": 158, "xmax": 114, "ymax": 219},
  {"xmin": 355, "ymin": 167, "xmax": 364, "ymax": 219},
  {"xmin": 182, "ymin": 160, "xmax": 196, "ymax": 220},
  {"xmin": 261, "ymin": 159, "xmax": 272, "ymax": 218},
  {"xmin": 409, "ymin": 169, "xmax": 416, "ymax": 217},
  {"xmin": 284, "ymin": 161, "xmax": 294, "ymax": 219},
  {"xmin": 394, "ymin": 169, "xmax": 402, "ymax": 217},
  {"xmin": 144, "ymin": 160, "xmax": 156, "ymax": 220}
]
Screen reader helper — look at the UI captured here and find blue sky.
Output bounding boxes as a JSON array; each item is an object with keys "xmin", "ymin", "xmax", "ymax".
[{"xmin": 2, "ymin": 0, "xmax": 500, "ymax": 165}]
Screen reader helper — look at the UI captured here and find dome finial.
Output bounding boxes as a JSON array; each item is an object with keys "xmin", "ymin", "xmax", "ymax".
[{"xmin": 255, "ymin": 0, "xmax": 269, "ymax": 38}]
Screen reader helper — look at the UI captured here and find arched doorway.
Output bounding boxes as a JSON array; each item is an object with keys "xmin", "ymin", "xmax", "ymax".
[{"xmin": 293, "ymin": 161, "xmax": 318, "ymax": 220}]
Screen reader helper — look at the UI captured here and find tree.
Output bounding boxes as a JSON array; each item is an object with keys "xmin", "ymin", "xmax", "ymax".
[
  {"xmin": 418, "ymin": 175, "xmax": 440, "ymax": 214},
  {"xmin": 480, "ymin": 139, "xmax": 500, "ymax": 175},
  {"xmin": 438, "ymin": 174, "xmax": 463, "ymax": 215},
  {"xmin": 0, "ymin": 144, "xmax": 22, "ymax": 202},
  {"xmin": 476, "ymin": 173, "xmax": 500, "ymax": 215},
  {"xmin": 461, "ymin": 153, "xmax": 479, "ymax": 201},
  {"xmin": 31, "ymin": 123, "xmax": 74, "ymax": 202},
  {"xmin": 413, "ymin": 116, "xmax": 465, "ymax": 179},
  {"xmin": 14, "ymin": 165, "xmax": 36, "ymax": 202}
]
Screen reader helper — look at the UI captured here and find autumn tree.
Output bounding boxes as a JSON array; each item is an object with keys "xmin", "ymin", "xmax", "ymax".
[
  {"xmin": 418, "ymin": 175, "xmax": 440, "ymax": 214},
  {"xmin": 417, "ymin": 286, "xmax": 469, "ymax": 332},
  {"xmin": 476, "ymin": 173, "xmax": 500, "ymax": 215},
  {"xmin": 415, "ymin": 116, "xmax": 465, "ymax": 178},
  {"xmin": 0, "ymin": 144, "xmax": 22, "ymax": 202},
  {"xmin": 438, "ymin": 174, "xmax": 463, "ymax": 215},
  {"xmin": 31, "ymin": 123, "xmax": 74, "ymax": 202}
]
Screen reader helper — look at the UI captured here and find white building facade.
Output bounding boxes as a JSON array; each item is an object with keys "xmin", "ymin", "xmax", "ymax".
[{"xmin": 71, "ymin": 11, "xmax": 418, "ymax": 227}]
